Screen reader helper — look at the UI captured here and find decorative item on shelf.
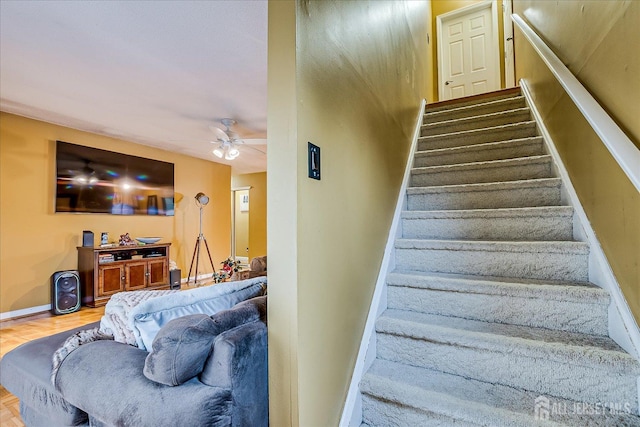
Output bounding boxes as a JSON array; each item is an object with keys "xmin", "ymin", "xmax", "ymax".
[
  {"xmin": 83, "ymin": 230, "xmax": 94, "ymax": 247},
  {"xmin": 118, "ymin": 233, "xmax": 136, "ymax": 246},
  {"xmin": 221, "ymin": 257, "xmax": 242, "ymax": 275},
  {"xmin": 100, "ymin": 232, "xmax": 109, "ymax": 246},
  {"xmin": 135, "ymin": 237, "xmax": 162, "ymax": 244},
  {"xmin": 212, "ymin": 270, "xmax": 230, "ymax": 284}
]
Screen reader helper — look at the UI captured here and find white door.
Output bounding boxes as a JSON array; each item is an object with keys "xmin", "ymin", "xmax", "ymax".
[{"xmin": 437, "ymin": 1, "xmax": 500, "ymax": 101}]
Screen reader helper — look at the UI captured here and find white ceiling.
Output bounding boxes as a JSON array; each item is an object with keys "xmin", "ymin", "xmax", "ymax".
[{"xmin": 0, "ymin": 1, "xmax": 268, "ymax": 174}]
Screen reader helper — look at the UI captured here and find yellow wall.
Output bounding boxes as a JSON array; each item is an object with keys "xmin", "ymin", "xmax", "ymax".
[
  {"xmin": 232, "ymin": 172, "xmax": 267, "ymax": 261},
  {"xmin": 268, "ymin": 1, "xmax": 430, "ymax": 425},
  {"xmin": 513, "ymin": 1, "xmax": 640, "ymax": 323},
  {"xmin": 430, "ymin": 0, "xmax": 506, "ymax": 101},
  {"xmin": 0, "ymin": 112, "xmax": 232, "ymax": 314}
]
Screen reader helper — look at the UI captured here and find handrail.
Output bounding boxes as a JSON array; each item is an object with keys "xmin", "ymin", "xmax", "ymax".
[{"xmin": 512, "ymin": 13, "xmax": 640, "ymax": 193}]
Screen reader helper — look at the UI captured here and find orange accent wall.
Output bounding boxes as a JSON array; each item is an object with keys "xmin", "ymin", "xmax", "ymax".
[{"xmin": 0, "ymin": 112, "xmax": 231, "ymax": 315}]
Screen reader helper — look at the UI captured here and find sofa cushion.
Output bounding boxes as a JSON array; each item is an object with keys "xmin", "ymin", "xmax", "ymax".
[
  {"xmin": 56, "ymin": 340, "xmax": 233, "ymax": 427},
  {"xmin": 143, "ymin": 296, "xmax": 267, "ymax": 386},
  {"xmin": 131, "ymin": 277, "xmax": 267, "ymax": 350},
  {"xmin": 0, "ymin": 322, "xmax": 98, "ymax": 426}
]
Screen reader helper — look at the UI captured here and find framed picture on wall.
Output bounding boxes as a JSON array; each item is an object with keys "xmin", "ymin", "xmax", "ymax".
[{"xmin": 240, "ymin": 193, "xmax": 249, "ymax": 212}]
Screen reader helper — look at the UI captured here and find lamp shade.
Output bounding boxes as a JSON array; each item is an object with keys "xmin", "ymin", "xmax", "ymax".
[{"xmin": 195, "ymin": 192, "xmax": 209, "ymax": 206}]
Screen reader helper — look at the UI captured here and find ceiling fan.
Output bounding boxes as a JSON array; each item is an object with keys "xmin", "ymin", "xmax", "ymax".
[{"xmin": 209, "ymin": 118, "xmax": 266, "ymax": 161}]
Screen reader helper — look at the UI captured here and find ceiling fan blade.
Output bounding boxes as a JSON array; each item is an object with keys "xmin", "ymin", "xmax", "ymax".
[
  {"xmin": 243, "ymin": 138, "xmax": 267, "ymax": 145},
  {"xmin": 209, "ymin": 125, "xmax": 229, "ymax": 142}
]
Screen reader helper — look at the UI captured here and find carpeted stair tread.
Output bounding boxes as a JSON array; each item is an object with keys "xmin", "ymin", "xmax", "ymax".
[
  {"xmin": 410, "ymin": 155, "xmax": 553, "ymax": 186},
  {"xmin": 395, "ymin": 239, "xmax": 589, "ymax": 255},
  {"xmin": 414, "ymin": 136, "xmax": 545, "ymax": 167},
  {"xmin": 402, "ymin": 206, "xmax": 573, "ymax": 219},
  {"xmin": 362, "ymin": 360, "xmax": 640, "ymax": 427},
  {"xmin": 377, "ymin": 309, "xmax": 639, "ymax": 372},
  {"xmin": 417, "ymin": 121, "xmax": 538, "ymax": 151},
  {"xmin": 386, "ymin": 270, "xmax": 608, "ymax": 335},
  {"xmin": 387, "ymin": 270, "xmax": 607, "ymax": 304},
  {"xmin": 412, "ymin": 154, "xmax": 551, "ymax": 175},
  {"xmin": 402, "ymin": 208, "xmax": 574, "ymax": 240},
  {"xmin": 408, "ymin": 177, "xmax": 562, "ymax": 193},
  {"xmin": 423, "ymin": 95, "xmax": 527, "ymax": 123},
  {"xmin": 401, "ymin": 206, "xmax": 574, "ymax": 242},
  {"xmin": 421, "ymin": 107, "xmax": 531, "ymax": 136},
  {"xmin": 395, "ymin": 236, "xmax": 588, "ymax": 257},
  {"xmin": 407, "ymin": 178, "xmax": 563, "ymax": 211},
  {"xmin": 424, "ymin": 90, "xmax": 522, "ymax": 113},
  {"xmin": 394, "ymin": 238, "xmax": 588, "ymax": 287}
]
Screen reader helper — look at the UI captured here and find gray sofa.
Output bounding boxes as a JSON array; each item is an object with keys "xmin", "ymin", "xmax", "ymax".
[{"xmin": 0, "ymin": 296, "xmax": 268, "ymax": 427}]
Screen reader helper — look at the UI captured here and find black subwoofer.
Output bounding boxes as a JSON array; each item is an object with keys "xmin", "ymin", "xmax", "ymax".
[
  {"xmin": 51, "ymin": 270, "xmax": 81, "ymax": 315},
  {"xmin": 169, "ymin": 269, "xmax": 182, "ymax": 290}
]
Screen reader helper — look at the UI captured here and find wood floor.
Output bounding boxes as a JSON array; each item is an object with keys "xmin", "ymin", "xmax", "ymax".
[{"xmin": 0, "ymin": 307, "xmax": 105, "ymax": 426}]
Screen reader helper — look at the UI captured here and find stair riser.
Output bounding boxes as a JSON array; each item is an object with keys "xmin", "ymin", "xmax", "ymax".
[
  {"xmin": 362, "ymin": 395, "xmax": 479, "ymax": 427},
  {"xmin": 413, "ymin": 140, "xmax": 544, "ymax": 167},
  {"xmin": 402, "ymin": 214, "xmax": 573, "ymax": 241},
  {"xmin": 407, "ymin": 185, "xmax": 562, "ymax": 211},
  {"xmin": 421, "ymin": 110, "xmax": 531, "ymax": 136},
  {"xmin": 387, "ymin": 286, "xmax": 608, "ymax": 335},
  {"xmin": 394, "ymin": 247, "xmax": 588, "ymax": 281},
  {"xmin": 411, "ymin": 161, "xmax": 552, "ymax": 187},
  {"xmin": 376, "ymin": 333, "xmax": 638, "ymax": 412},
  {"xmin": 423, "ymin": 98, "xmax": 527, "ymax": 124},
  {"xmin": 418, "ymin": 123, "xmax": 537, "ymax": 151}
]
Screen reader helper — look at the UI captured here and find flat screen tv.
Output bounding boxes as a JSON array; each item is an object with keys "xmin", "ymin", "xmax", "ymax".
[{"xmin": 55, "ymin": 141, "xmax": 174, "ymax": 216}]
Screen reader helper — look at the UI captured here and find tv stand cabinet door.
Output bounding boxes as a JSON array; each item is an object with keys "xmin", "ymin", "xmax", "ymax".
[
  {"xmin": 98, "ymin": 264, "xmax": 125, "ymax": 297},
  {"xmin": 147, "ymin": 259, "xmax": 168, "ymax": 288},
  {"xmin": 126, "ymin": 261, "xmax": 148, "ymax": 290}
]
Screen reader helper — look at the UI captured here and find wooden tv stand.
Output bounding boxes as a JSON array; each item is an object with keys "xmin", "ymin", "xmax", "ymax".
[{"xmin": 77, "ymin": 243, "xmax": 171, "ymax": 307}]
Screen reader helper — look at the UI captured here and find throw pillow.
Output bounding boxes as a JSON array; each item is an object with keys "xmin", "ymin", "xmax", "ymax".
[
  {"xmin": 143, "ymin": 314, "xmax": 217, "ymax": 386},
  {"xmin": 144, "ymin": 296, "xmax": 267, "ymax": 386}
]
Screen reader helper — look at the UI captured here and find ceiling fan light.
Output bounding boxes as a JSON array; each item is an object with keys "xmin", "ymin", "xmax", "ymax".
[
  {"xmin": 213, "ymin": 147, "xmax": 224, "ymax": 158},
  {"xmin": 228, "ymin": 147, "xmax": 240, "ymax": 157}
]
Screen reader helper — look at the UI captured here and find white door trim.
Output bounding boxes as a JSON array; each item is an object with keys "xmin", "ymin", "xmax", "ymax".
[
  {"xmin": 503, "ymin": 0, "xmax": 516, "ymax": 87},
  {"xmin": 436, "ymin": 0, "xmax": 500, "ymax": 100},
  {"xmin": 231, "ymin": 187, "xmax": 252, "ymax": 261}
]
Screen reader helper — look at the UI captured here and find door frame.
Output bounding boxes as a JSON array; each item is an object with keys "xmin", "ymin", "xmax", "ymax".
[
  {"xmin": 231, "ymin": 186, "xmax": 251, "ymax": 264},
  {"xmin": 436, "ymin": 0, "xmax": 500, "ymax": 100},
  {"xmin": 503, "ymin": 0, "xmax": 516, "ymax": 88}
]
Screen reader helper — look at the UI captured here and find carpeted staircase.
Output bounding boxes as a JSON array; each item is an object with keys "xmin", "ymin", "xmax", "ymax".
[{"xmin": 360, "ymin": 89, "xmax": 640, "ymax": 426}]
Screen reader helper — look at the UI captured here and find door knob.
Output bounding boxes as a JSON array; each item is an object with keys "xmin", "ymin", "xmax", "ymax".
[{"xmin": 445, "ymin": 80, "xmax": 453, "ymax": 85}]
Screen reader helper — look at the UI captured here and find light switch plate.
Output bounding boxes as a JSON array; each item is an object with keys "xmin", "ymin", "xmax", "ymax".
[{"xmin": 308, "ymin": 142, "xmax": 320, "ymax": 180}]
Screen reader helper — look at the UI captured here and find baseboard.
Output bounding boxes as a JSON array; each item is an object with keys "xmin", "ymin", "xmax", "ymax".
[
  {"xmin": 339, "ymin": 99, "xmax": 426, "ymax": 427},
  {"xmin": 521, "ymin": 79, "xmax": 640, "ymax": 359},
  {"xmin": 182, "ymin": 272, "xmax": 215, "ymax": 284},
  {"xmin": 0, "ymin": 304, "xmax": 51, "ymax": 321}
]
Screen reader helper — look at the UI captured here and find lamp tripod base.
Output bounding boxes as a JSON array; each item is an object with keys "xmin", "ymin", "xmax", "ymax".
[{"xmin": 187, "ymin": 234, "xmax": 215, "ymax": 286}]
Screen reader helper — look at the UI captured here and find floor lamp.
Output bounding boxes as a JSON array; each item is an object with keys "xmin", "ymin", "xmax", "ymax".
[{"xmin": 187, "ymin": 192, "xmax": 216, "ymax": 286}]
